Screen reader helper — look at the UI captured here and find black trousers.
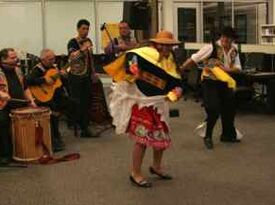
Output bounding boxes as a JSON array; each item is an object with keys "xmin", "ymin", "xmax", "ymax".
[
  {"xmin": 0, "ymin": 109, "xmax": 12, "ymax": 159},
  {"xmin": 202, "ymin": 79, "xmax": 237, "ymax": 139},
  {"xmin": 37, "ymin": 88, "xmax": 72, "ymax": 146},
  {"xmin": 68, "ymin": 74, "xmax": 91, "ymax": 131}
]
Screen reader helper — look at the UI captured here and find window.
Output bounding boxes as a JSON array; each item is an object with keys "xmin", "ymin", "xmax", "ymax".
[
  {"xmin": 203, "ymin": 1, "xmax": 268, "ymax": 44},
  {"xmin": 203, "ymin": 2, "xmax": 233, "ymax": 42}
]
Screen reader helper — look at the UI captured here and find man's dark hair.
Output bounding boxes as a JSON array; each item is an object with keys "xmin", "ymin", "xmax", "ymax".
[
  {"xmin": 77, "ymin": 19, "xmax": 90, "ymax": 29},
  {"xmin": 220, "ymin": 26, "xmax": 237, "ymax": 40},
  {"xmin": 119, "ymin": 20, "xmax": 130, "ymax": 26},
  {"xmin": 0, "ymin": 48, "xmax": 14, "ymax": 62}
]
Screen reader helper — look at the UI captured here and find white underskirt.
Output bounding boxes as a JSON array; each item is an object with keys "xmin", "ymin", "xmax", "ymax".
[{"xmin": 109, "ymin": 81, "xmax": 170, "ymax": 135}]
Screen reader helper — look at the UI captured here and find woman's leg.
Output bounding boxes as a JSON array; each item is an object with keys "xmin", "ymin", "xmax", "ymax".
[
  {"xmin": 152, "ymin": 148, "xmax": 164, "ymax": 171},
  {"xmin": 150, "ymin": 148, "xmax": 172, "ymax": 179},
  {"xmin": 131, "ymin": 142, "xmax": 147, "ymax": 181}
]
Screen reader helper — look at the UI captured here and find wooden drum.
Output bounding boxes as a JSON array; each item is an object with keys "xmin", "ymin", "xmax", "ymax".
[{"xmin": 10, "ymin": 107, "xmax": 52, "ymax": 162}]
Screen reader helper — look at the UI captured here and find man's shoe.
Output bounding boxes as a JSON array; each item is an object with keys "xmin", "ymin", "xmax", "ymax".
[
  {"xmin": 52, "ymin": 140, "xmax": 65, "ymax": 152},
  {"xmin": 203, "ymin": 137, "xmax": 213, "ymax": 149},
  {"xmin": 0, "ymin": 158, "xmax": 10, "ymax": 166},
  {"xmin": 53, "ymin": 145, "xmax": 65, "ymax": 153},
  {"xmin": 220, "ymin": 138, "xmax": 241, "ymax": 143},
  {"xmin": 57, "ymin": 136, "xmax": 65, "ymax": 147},
  {"xmin": 80, "ymin": 129, "xmax": 99, "ymax": 138}
]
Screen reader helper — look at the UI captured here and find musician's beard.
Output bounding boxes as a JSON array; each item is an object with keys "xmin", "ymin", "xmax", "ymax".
[{"xmin": 121, "ymin": 34, "xmax": 131, "ymax": 41}]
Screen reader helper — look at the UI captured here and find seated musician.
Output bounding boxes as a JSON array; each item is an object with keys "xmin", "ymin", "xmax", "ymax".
[
  {"xmin": 25, "ymin": 49, "xmax": 67, "ymax": 152},
  {"xmin": 180, "ymin": 26, "xmax": 242, "ymax": 149},
  {"xmin": 106, "ymin": 31, "xmax": 182, "ymax": 188},
  {"xmin": 0, "ymin": 48, "xmax": 36, "ymax": 165},
  {"xmin": 104, "ymin": 20, "xmax": 138, "ymax": 57}
]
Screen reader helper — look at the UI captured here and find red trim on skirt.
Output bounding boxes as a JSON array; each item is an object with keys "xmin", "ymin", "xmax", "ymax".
[{"xmin": 127, "ymin": 104, "xmax": 171, "ymax": 149}]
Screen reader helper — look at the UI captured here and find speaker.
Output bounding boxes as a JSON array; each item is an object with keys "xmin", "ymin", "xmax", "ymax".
[{"xmin": 123, "ymin": 2, "xmax": 151, "ymax": 30}]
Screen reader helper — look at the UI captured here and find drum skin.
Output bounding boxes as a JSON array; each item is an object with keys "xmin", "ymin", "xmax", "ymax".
[{"xmin": 10, "ymin": 107, "xmax": 52, "ymax": 162}]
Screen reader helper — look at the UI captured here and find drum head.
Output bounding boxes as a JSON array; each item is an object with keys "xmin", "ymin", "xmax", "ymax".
[{"xmin": 11, "ymin": 107, "xmax": 50, "ymax": 115}]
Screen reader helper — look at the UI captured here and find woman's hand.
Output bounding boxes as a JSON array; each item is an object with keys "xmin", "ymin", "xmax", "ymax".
[
  {"xmin": 167, "ymin": 87, "xmax": 183, "ymax": 102},
  {"xmin": 173, "ymin": 87, "xmax": 183, "ymax": 98}
]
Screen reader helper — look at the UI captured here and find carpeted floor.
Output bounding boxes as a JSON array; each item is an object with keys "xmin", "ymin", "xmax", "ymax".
[{"xmin": 0, "ymin": 99, "xmax": 274, "ymax": 205}]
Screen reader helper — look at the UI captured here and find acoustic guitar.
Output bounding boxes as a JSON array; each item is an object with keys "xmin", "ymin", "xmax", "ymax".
[
  {"xmin": 29, "ymin": 68, "xmax": 63, "ymax": 103},
  {"xmin": 29, "ymin": 45, "xmax": 94, "ymax": 103}
]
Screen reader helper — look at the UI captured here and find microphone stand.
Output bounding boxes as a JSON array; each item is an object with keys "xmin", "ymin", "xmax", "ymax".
[{"xmin": 101, "ymin": 23, "xmax": 117, "ymax": 60}]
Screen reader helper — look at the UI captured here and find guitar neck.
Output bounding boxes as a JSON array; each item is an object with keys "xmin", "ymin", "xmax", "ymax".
[{"xmin": 10, "ymin": 98, "xmax": 30, "ymax": 103}]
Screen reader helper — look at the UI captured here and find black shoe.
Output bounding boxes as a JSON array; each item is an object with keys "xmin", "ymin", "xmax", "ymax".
[
  {"xmin": 80, "ymin": 129, "xmax": 99, "ymax": 138},
  {"xmin": 129, "ymin": 175, "xmax": 152, "ymax": 188},
  {"xmin": 220, "ymin": 138, "xmax": 241, "ymax": 143},
  {"xmin": 53, "ymin": 146, "xmax": 64, "ymax": 152},
  {"xmin": 52, "ymin": 141, "xmax": 65, "ymax": 152},
  {"xmin": 0, "ymin": 159, "xmax": 28, "ymax": 168},
  {"xmin": 204, "ymin": 137, "xmax": 213, "ymax": 149},
  {"xmin": 149, "ymin": 167, "xmax": 173, "ymax": 180},
  {"xmin": 57, "ymin": 137, "xmax": 65, "ymax": 147},
  {"xmin": 0, "ymin": 157, "xmax": 10, "ymax": 166}
]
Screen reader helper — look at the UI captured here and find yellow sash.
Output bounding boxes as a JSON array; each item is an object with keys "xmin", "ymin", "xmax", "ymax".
[{"xmin": 203, "ymin": 66, "xmax": 236, "ymax": 89}]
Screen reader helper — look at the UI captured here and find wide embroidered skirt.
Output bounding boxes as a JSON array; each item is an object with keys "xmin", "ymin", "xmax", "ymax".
[
  {"xmin": 109, "ymin": 81, "xmax": 171, "ymax": 149},
  {"xmin": 127, "ymin": 104, "xmax": 171, "ymax": 149}
]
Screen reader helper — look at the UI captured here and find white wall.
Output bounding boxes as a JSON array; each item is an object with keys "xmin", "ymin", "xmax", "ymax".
[
  {"xmin": 45, "ymin": 1, "xmax": 96, "ymax": 55},
  {"xmin": 0, "ymin": 0, "xmax": 272, "ymax": 56},
  {"xmin": 96, "ymin": 1, "xmax": 123, "ymax": 52},
  {"xmin": 0, "ymin": 0, "xmax": 123, "ymax": 56},
  {"xmin": 161, "ymin": 0, "xmax": 173, "ymax": 32},
  {"xmin": 0, "ymin": 2, "xmax": 43, "ymax": 55}
]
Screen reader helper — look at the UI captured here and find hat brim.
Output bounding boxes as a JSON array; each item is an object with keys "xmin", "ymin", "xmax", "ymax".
[{"xmin": 150, "ymin": 38, "xmax": 181, "ymax": 45}]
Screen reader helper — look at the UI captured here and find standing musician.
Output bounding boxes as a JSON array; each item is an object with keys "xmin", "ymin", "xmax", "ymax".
[
  {"xmin": 180, "ymin": 26, "xmax": 242, "ymax": 149},
  {"xmin": 67, "ymin": 19, "xmax": 98, "ymax": 138},
  {"xmin": 0, "ymin": 48, "xmax": 36, "ymax": 165},
  {"xmin": 104, "ymin": 20, "xmax": 138, "ymax": 57},
  {"xmin": 25, "ymin": 49, "xmax": 68, "ymax": 152},
  {"xmin": 106, "ymin": 31, "xmax": 182, "ymax": 188}
]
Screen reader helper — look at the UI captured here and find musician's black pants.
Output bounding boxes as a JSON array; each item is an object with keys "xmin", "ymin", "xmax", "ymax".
[
  {"xmin": 0, "ymin": 109, "xmax": 12, "ymax": 160},
  {"xmin": 68, "ymin": 74, "xmax": 91, "ymax": 131},
  {"xmin": 202, "ymin": 79, "xmax": 237, "ymax": 140},
  {"xmin": 37, "ymin": 88, "xmax": 72, "ymax": 147}
]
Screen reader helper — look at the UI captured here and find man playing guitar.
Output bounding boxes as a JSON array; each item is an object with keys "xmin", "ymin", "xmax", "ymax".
[
  {"xmin": 26, "ymin": 49, "xmax": 68, "ymax": 152},
  {"xmin": 0, "ymin": 48, "xmax": 36, "ymax": 165}
]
